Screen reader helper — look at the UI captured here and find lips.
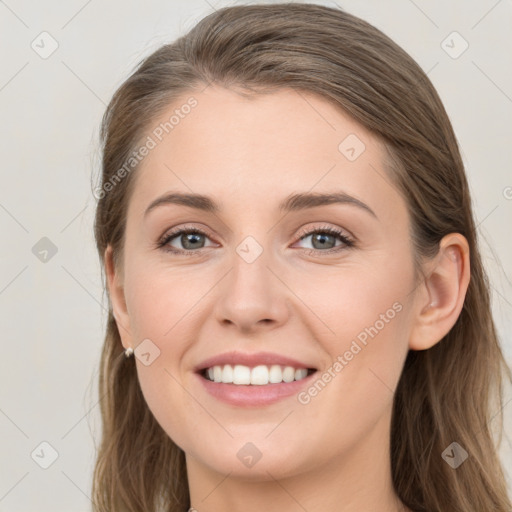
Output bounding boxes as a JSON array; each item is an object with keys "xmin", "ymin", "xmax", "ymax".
[{"xmin": 194, "ymin": 350, "xmax": 318, "ymax": 373}]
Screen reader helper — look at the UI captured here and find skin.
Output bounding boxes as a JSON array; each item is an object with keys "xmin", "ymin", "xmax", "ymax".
[{"xmin": 105, "ymin": 85, "xmax": 470, "ymax": 512}]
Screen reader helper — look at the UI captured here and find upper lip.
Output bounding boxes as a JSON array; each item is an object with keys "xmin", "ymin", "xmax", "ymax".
[{"xmin": 194, "ymin": 351, "xmax": 317, "ymax": 372}]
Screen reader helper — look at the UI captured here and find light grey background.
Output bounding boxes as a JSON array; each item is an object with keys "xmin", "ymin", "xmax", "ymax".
[{"xmin": 0, "ymin": 0, "xmax": 511, "ymax": 510}]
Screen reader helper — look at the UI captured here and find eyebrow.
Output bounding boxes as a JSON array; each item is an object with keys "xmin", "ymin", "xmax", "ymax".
[{"xmin": 144, "ymin": 190, "xmax": 377, "ymax": 219}]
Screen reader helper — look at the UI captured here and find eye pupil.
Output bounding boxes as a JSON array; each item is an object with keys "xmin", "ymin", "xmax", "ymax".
[
  {"xmin": 182, "ymin": 233, "xmax": 204, "ymax": 249},
  {"xmin": 312, "ymin": 233, "xmax": 335, "ymax": 249}
]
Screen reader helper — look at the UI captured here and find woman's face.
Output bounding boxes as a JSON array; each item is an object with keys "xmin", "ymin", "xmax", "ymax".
[{"xmin": 110, "ymin": 85, "xmax": 421, "ymax": 479}]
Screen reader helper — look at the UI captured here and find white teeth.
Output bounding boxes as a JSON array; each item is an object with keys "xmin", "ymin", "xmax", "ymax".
[
  {"xmin": 250, "ymin": 365, "xmax": 269, "ymax": 385},
  {"xmin": 269, "ymin": 364, "xmax": 283, "ymax": 384},
  {"xmin": 233, "ymin": 365, "xmax": 251, "ymax": 385},
  {"xmin": 221, "ymin": 364, "xmax": 234, "ymax": 383},
  {"xmin": 213, "ymin": 366, "xmax": 222, "ymax": 383},
  {"xmin": 282, "ymin": 366, "xmax": 295, "ymax": 383},
  {"xmin": 295, "ymin": 368, "xmax": 308, "ymax": 381},
  {"xmin": 205, "ymin": 364, "xmax": 311, "ymax": 385}
]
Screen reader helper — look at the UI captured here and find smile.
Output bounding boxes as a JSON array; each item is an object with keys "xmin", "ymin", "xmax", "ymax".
[
  {"xmin": 196, "ymin": 366, "xmax": 319, "ymax": 407},
  {"xmin": 203, "ymin": 364, "xmax": 316, "ymax": 385}
]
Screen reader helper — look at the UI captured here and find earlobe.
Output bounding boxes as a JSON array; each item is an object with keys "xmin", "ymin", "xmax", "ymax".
[
  {"xmin": 104, "ymin": 245, "xmax": 133, "ymax": 349},
  {"xmin": 409, "ymin": 234, "xmax": 470, "ymax": 351}
]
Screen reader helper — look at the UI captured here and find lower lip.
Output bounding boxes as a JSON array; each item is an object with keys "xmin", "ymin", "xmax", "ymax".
[{"xmin": 195, "ymin": 371, "xmax": 317, "ymax": 407}]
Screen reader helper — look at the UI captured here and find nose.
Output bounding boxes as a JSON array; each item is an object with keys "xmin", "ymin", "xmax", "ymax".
[{"xmin": 214, "ymin": 247, "xmax": 290, "ymax": 334}]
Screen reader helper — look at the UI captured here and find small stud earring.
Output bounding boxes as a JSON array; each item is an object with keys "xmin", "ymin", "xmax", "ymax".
[{"xmin": 124, "ymin": 347, "xmax": 134, "ymax": 358}]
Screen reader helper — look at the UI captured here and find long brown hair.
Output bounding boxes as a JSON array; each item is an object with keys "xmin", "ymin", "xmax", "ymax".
[{"xmin": 92, "ymin": 3, "xmax": 512, "ymax": 511}]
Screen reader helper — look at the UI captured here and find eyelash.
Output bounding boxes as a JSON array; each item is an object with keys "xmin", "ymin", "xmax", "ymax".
[{"xmin": 156, "ymin": 224, "xmax": 355, "ymax": 257}]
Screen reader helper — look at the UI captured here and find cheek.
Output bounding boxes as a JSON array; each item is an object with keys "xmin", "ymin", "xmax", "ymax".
[
  {"xmin": 122, "ymin": 262, "xmax": 216, "ymax": 440},
  {"xmin": 295, "ymin": 257, "xmax": 412, "ymax": 346},
  {"xmin": 283, "ymin": 268, "xmax": 412, "ymax": 464},
  {"xmin": 295, "ymin": 254, "xmax": 414, "ymax": 399},
  {"xmin": 124, "ymin": 258, "xmax": 206, "ymax": 340}
]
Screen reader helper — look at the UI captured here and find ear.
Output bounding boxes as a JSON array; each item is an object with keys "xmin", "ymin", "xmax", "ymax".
[
  {"xmin": 409, "ymin": 233, "xmax": 470, "ymax": 351},
  {"xmin": 104, "ymin": 244, "xmax": 134, "ymax": 351}
]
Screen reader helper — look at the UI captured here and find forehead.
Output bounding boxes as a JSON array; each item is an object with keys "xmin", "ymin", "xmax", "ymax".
[{"xmin": 127, "ymin": 85, "xmax": 403, "ymax": 224}]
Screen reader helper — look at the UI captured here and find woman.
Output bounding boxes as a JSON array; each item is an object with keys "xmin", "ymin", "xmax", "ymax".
[{"xmin": 91, "ymin": 3, "xmax": 512, "ymax": 511}]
